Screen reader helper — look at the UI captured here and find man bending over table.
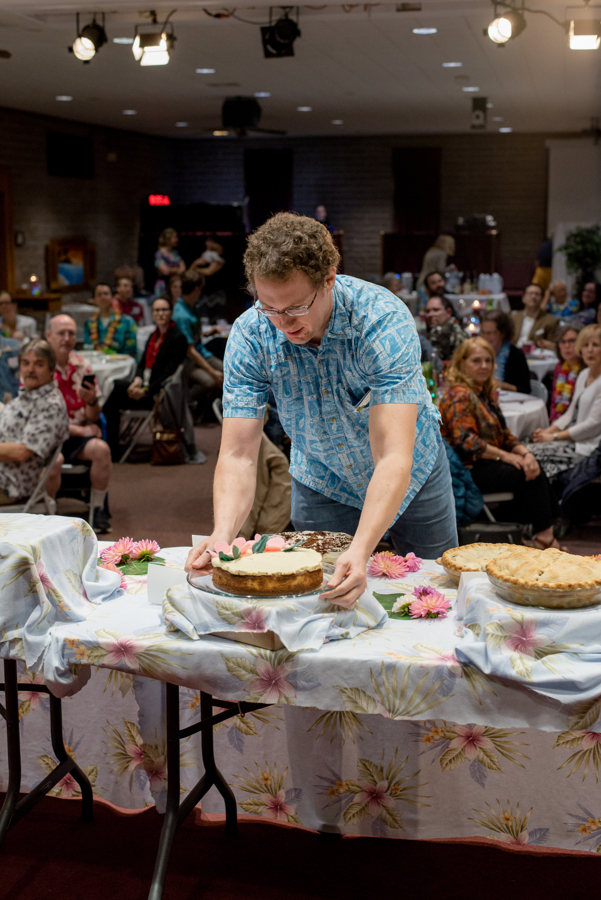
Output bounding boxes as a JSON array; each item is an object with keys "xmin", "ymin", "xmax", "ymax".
[
  {"xmin": 46, "ymin": 314, "xmax": 112, "ymax": 534},
  {"xmin": 186, "ymin": 212, "xmax": 457, "ymax": 608},
  {"xmin": 0, "ymin": 339, "xmax": 69, "ymax": 505}
]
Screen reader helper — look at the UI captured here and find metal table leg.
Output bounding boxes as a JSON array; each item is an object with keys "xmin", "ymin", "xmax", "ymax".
[
  {"xmin": 0, "ymin": 658, "xmax": 93, "ymax": 845},
  {"xmin": 148, "ymin": 687, "xmax": 270, "ymax": 900}
]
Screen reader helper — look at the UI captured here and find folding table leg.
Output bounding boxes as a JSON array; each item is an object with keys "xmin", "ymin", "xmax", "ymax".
[{"xmin": 0, "ymin": 658, "xmax": 94, "ymax": 846}]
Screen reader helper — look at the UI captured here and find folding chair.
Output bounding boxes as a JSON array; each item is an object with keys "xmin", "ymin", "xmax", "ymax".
[
  {"xmin": 118, "ymin": 408, "xmax": 155, "ymax": 463},
  {"xmin": 58, "ymin": 461, "xmax": 94, "ymax": 523},
  {"xmin": 482, "ymin": 492, "xmax": 515, "ymax": 523},
  {"xmin": 0, "ymin": 445, "xmax": 62, "ymax": 516}
]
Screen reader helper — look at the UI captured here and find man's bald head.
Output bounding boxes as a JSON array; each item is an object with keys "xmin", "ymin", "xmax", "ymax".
[{"xmin": 46, "ymin": 314, "xmax": 77, "ymax": 363}]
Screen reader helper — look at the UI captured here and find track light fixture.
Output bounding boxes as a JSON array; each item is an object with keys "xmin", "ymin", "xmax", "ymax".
[
  {"xmin": 70, "ymin": 13, "xmax": 107, "ymax": 62},
  {"xmin": 133, "ymin": 11, "xmax": 176, "ymax": 66},
  {"xmin": 487, "ymin": 4, "xmax": 526, "ymax": 43},
  {"xmin": 261, "ymin": 8, "xmax": 301, "ymax": 59}
]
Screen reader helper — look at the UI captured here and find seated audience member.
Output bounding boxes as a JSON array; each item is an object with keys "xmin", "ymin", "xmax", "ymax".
[
  {"xmin": 0, "ymin": 334, "xmax": 21, "ymax": 402},
  {"xmin": 382, "ymin": 272, "xmax": 402, "ymax": 295},
  {"xmin": 528, "ymin": 324, "xmax": 601, "ymax": 477},
  {"xmin": 544, "ymin": 280, "xmax": 578, "ymax": 318},
  {"xmin": 0, "ymin": 291, "xmax": 38, "ymax": 343},
  {"xmin": 548, "ymin": 325, "xmax": 583, "ymax": 421},
  {"xmin": 569, "ymin": 282, "xmax": 601, "ymax": 327},
  {"xmin": 191, "ymin": 238, "xmax": 225, "ymax": 278},
  {"xmin": 114, "ymin": 276, "xmax": 146, "ymax": 326},
  {"xmin": 512, "ymin": 283, "xmax": 558, "ymax": 350},
  {"xmin": 439, "ymin": 337, "xmax": 560, "ymax": 550},
  {"xmin": 424, "ymin": 271, "xmax": 446, "ymax": 299},
  {"xmin": 84, "ymin": 283, "xmax": 137, "ymax": 357},
  {"xmin": 46, "ymin": 315, "xmax": 112, "ymax": 534},
  {"xmin": 173, "ymin": 271, "xmax": 223, "ymax": 401},
  {"xmin": 167, "ymin": 273, "xmax": 183, "ymax": 308},
  {"xmin": 0, "ymin": 339, "xmax": 69, "ymax": 505},
  {"xmin": 425, "ymin": 292, "xmax": 467, "ymax": 362},
  {"xmin": 102, "ymin": 296, "xmax": 188, "ymax": 459},
  {"xmin": 480, "ymin": 310, "xmax": 531, "ymax": 394}
]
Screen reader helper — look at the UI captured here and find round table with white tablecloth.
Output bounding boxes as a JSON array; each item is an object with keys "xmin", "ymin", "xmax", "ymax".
[
  {"xmin": 498, "ymin": 389, "xmax": 549, "ymax": 439},
  {"xmin": 526, "ymin": 350, "xmax": 558, "ymax": 382},
  {"xmin": 78, "ymin": 350, "xmax": 136, "ymax": 404},
  {"xmin": 445, "ymin": 292, "xmax": 510, "ymax": 317}
]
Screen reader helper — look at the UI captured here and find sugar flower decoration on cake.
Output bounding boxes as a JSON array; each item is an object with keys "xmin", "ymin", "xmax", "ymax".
[
  {"xmin": 130, "ymin": 539, "xmax": 161, "ymax": 561},
  {"xmin": 100, "ymin": 536, "xmax": 136, "ymax": 566},
  {"xmin": 98, "ymin": 560, "xmax": 127, "ymax": 590},
  {"xmin": 409, "ymin": 585, "xmax": 451, "ymax": 619},
  {"xmin": 209, "ymin": 534, "xmax": 292, "ymax": 561},
  {"xmin": 368, "ymin": 551, "xmax": 409, "ymax": 579}
]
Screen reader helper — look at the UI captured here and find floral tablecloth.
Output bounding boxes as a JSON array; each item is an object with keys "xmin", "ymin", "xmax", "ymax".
[{"xmin": 2, "ymin": 545, "xmax": 601, "ymax": 851}]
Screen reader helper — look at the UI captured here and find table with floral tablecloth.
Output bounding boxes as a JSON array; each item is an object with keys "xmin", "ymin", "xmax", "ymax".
[{"xmin": 2, "ymin": 542, "xmax": 601, "ymax": 853}]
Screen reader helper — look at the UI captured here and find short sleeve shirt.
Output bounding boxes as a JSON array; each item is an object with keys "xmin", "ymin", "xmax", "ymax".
[
  {"xmin": 54, "ymin": 351, "xmax": 101, "ymax": 426},
  {"xmin": 173, "ymin": 299, "xmax": 213, "ymax": 359},
  {"xmin": 83, "ymin": 312, "xmax": 137, "ymax": 357},
  {"xmin": 0, "ymin": 382, "xmax": 70, "ymax": 499},
  {"xmin": 223, "ymin": 274, "xmax": 442, "ymax": 518}
]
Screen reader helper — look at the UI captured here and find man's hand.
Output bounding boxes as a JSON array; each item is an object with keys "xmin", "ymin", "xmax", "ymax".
[
  {"xmin": 128, "ymin": 385, "xmax": 146, "ymax": 400},
  {"xmin": 71, "ymin": 423, "xmax": 102, "ymax": 438},
  {"xmin": 185, "ymin": 533, "xmax": 231, "ymax": 573},
  {"xmin": 211, "ymin": 369, "xmax": 224, "ymax": 388},
  {"xmin": 320, "ymin": 548, "xmax": 368, "ymax": 609},
  {"xmin": 76, "ymin": 383, "xmax": 97, "ymax": 405}
]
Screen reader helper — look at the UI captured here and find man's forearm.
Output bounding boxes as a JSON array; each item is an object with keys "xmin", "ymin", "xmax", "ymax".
[
  {"xmin": 212, "ymin": 453, "xmax": 258, "ymax": 540},
  {"xmin": 350, "ymin": 452, "xmax": 412, "ymax": 559},
  {"xmin": 0, "ymin": 442, "xmax": 34, "ymax": 462}
]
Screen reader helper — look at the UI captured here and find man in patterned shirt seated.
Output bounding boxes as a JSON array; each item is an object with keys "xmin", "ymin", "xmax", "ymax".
[
  {"xmin": 0, "ymin": 339, "xmax": 69, "ymax": 504},
  {"xmin": 186, "ymin": 212, "xmax": 457, "ymax": 608},
  {"xmin": 46, "ymin": 314, "xmax": 113, "ymax": 534}
]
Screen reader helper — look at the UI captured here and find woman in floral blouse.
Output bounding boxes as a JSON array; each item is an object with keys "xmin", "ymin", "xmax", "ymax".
[
  {"xmin": 549, "ymin": 325, "xmax": 582, "ymax": 422},
  {"xmin": 439, "ymin": 337, "xmax": 561, "ymax": 549},
  {"xmin": 154, "ymin": 228, "xmax": 186, "ymax": 299}
]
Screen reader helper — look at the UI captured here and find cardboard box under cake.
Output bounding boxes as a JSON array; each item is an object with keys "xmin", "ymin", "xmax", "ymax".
[{"xmin": 212, "ymin": 630, "xmax": 284, "ymax": 650}]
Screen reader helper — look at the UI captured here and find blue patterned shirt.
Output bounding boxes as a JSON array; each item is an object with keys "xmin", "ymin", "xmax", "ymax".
[{"xmin": 223, "ymin": 274, "xmax": 441, "ymax": 518}]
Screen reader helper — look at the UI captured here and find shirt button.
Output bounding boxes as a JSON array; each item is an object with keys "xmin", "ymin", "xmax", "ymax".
[
  {"xmin": 357, "ymin": 483, "xmax": 363, "ymax": 488},
  {"xmin": 347, "ymin": 464, "xmax": 353, "ymax": 469},
  {"xmin": 323, "ymin": 389, "xmax": 328, "ymax": 395},
  {"xmin": 338, "ymin": 443, "xmax": 343, "ymax": 449},
  {"xmin": 330, "ymin": 417, "xmax": 335, "ymax": 423}
]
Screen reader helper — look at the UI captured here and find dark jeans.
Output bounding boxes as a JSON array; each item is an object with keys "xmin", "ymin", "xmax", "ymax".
[
  {"xmin": 470, "ymin": 459, "xmax": 557, "ymax": 535},
  {"xmin": 103, "ymin": 378, "xmax": 154, "ymax": 458}
]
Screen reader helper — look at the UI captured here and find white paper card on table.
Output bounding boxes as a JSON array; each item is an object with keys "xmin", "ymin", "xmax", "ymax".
[
  {"xmin": 147, "ymin": 563, "xmax": 187, "ymax": 606},
  {"xmin": 456, "ymin": 571, "xmax": 489, "ymax": 621},
  {"xmin": 191, "ymin": 534, "xmax": 209, "ymax": 546}
]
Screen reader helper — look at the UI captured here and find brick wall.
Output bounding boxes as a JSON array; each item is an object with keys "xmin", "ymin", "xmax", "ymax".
[
  {"xmin": 0, "ymin": 105, "xmax": 575, "ymax": 291},
  {"xmin": 0, "ymin": 107, "xmax": 172, "ymax": 298}
]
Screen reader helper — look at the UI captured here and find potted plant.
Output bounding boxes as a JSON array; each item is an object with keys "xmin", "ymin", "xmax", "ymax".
[{"xmin": 557, "ymin": 225, "xmax": 601, "ymax": 295}]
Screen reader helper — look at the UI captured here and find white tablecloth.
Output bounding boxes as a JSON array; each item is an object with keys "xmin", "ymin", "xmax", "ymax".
[
  {"xmin": 79, "ymin": 351, "xmax": 136, "ymax": 404},
  {"xmin": 446, "ymin": 293, "xmax": 510, "ymax": 315},
  {"xmin": 499, "ymin": 390, "xmax": 549, "ymax": 439},
  {"xmin": 527, "ymin": 352, "xmax": 558, "ymax": 382}
]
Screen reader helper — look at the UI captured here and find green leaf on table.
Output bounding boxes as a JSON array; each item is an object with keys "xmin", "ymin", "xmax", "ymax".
[
  {"xmin": 117, "ymin": 557, "xmax": 165, "ymax": 577},
  {"xmin": 373, "ymin": 591, "xmax": 412, "ymax": 619},
  {"xmin": 252, "ymin": 534, "xmax": 269, "ymax": 554}
]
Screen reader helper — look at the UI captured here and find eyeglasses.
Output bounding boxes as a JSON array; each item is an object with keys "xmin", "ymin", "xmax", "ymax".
[
  {"xmin": 254, "ymin": 290, "xmax": 318, "ymax": 318},
  {"xmin": 559, "ymin": 338, "xmax": 576, "ymax": 344}
]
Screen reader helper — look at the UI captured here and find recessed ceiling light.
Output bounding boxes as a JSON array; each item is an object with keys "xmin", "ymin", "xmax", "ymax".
[
  {"xmin": 176, "ymin": 121, "xmax": 189, "ymax": 127},
  {"xmin": 331, "ymin": 119, "xmax": 343, "ymax": 125},
  {"xmin": 492, "ymin": 116, "xmax": 503, "ymax": 121},
  {"xmin": 196, "ymin": 68, "xmax": 215, "ymax": 74},
  {"xmin": 254, "ymin": 92, "xmax": 271, "ymax": 98},
  {"xmin": 486, "ymin": 102, "xmax": 494, "ymax": 108},
  {"xmin": 499, "ymin": 127, "xmax": 512, "ymax": 133},
  {"xmin": 442, "ymin": 61, "xmax": 462, "ymax": 67},
  {"xmin": 462, "ymin": 86, "xmax": 480, "ymax": 92},
  {"xmin": 56, "ymin": 95, "xmax": 73, "ymax": 101},
  {"xmin": 122, "ymin": 109, "xmax": 137, "ymax": 115},
  {"xmin": 213, "ymin": 130, "xmax": 228, "ymax": 136},
  {"xmin": 297, "ymin": 106, "xmax": 312, "ymax": 112},
  {"xmin": 113, "ymin": 37, "xmax": 134, "ymax": 44},
  {"xmin": 413, "ymin": 27, "xmax": 437, "ymax": 34}
]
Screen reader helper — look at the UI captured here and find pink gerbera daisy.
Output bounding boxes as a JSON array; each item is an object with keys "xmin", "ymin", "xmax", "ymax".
[
  {"xmin": 130, "ymin": 539, "xmax": 161, "ymax": 561},
  {"xmin": 368, "ymin": 552, "xmax": 409, "ymax": 579},
  {"xmin": 99, "ymin": 561, "xmax": 127, "ymax": 591},
  {"xmin": 409, "ymin": 585, "xmax": 451, "ymax": 619},
  {"xmin": 100, "ymin": 537, "xmax": 136, "ymax": 566}
]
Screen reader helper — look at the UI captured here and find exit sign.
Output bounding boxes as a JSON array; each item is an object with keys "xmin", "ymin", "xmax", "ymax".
[{"xmin": 148, "ymin": 194, "xmax": 171, "ymax": 206}]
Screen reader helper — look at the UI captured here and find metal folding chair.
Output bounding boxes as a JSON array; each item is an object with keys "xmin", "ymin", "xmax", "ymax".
[
  {"xmin": 118, "ymin": 408, "xmax": 155, "ymax": 463},
  {"xmin": 59, "ymin": 461, "xmax": 95, "ymax": 523},
  {"xmin": 0, "ymin": 445, "xmax": 62, "ymax": 515}
]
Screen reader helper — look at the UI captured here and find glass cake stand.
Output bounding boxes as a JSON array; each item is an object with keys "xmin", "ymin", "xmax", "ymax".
[{"xmin": 187, "ymin": 563, "xmax": 336, "ymax": 602}]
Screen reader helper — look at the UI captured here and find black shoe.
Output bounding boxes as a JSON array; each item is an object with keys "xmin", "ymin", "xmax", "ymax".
[{"xmin": 93, "ymin": 507, "xmax": 112, "ymax": 534}]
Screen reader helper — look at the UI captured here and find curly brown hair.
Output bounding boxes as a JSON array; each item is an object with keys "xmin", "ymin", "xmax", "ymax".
[
  {"xmin": 446, "ymin": 337, "xmax": 496, "ymax": 399},
  {"xmin": 243, "ymin": 212, "xmax": 340, "ymax": 290}
]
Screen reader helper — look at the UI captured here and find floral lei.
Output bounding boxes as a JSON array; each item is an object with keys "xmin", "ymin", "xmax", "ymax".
[{"xmin": 88, "ymin": 310, "xmax": 121, "ymax": 353}]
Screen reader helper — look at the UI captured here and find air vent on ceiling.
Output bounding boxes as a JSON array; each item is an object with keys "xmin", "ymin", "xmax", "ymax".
[
  {"xmin": 396, "ymin": 3, "xmax": 422, "ymax": 10},
  {"xmin": 208, "ymin": 82, "xmax": 241, "ymax": 88}
]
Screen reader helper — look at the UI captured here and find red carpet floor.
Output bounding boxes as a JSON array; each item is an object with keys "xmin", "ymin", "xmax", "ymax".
[{"xmin": 0, "ymin": 795, "xmax": 598, "ymax": 900}]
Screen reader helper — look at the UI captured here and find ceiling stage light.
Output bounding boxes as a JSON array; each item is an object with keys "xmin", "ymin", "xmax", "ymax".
[
  {"xmin": 196, "ymin": 68, "xmax": 216, "ymax": 74},
  {"xmin": 569, "ymin": 20, "xmax": 600, "ymax": 50},
  {"xmin": 71, "ymin": 14, "xmax": 107, "ymax": 62},
  {"xmin": 487, "ymin": 11, "xmax": 526, "ymax": 43},
  {"xmin": 133, "ymin": 13, "xmax": 176, "ymax": 66},
  {"xmin": 261, "ymin": 12, "xmax": 301, "ymax": 59},
  {"xmin": 412, "ymin": 27, "xmax": 437, "ymax": 34},
  {"xmin": 442, "ymin": 61, "xmax": 462, "ymax": 67}
]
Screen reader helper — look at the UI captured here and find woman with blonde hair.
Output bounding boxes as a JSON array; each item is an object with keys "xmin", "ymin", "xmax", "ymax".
[
  {"xmin": 440, "ymin": 337, "xmax": 560, "ymax": 549},
  {"xmin": 154, "ymin": 227, "xmax": 186, "ymax": 298},
  {"xmin": 417, "ymin": 234, "xmax": 456, "ymax": 288}
]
